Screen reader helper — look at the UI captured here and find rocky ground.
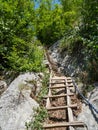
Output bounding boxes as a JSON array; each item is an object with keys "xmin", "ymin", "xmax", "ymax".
[{"xmin": 0, "ymin": 72, "xmax": 43, "ymax": 130}]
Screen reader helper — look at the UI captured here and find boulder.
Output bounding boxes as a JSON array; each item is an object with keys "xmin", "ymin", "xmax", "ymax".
[
  {"xmin": 0, "ymin": 73, "xmax": 41, "ymax": 130},
  {"xmin": 76, "ymin": 87, "xmax": 98, "ymax": 130}
]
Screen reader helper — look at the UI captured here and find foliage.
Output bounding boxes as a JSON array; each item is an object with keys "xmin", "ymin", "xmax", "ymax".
[
  {"xmin": 0, "ymin": 0, "xmax": 98, "ymax": 81},
  {"xmin": 0, "ymin": 0, "xmax": 45, "ymax": 72},
  {"xmin": 82, "ymin": 84, "xmax": 94, "ymax": 97},
  {"xmin": 80, "ymin": 0, "xmax": 98, "ymax": 81},
  {"xmin": 26, "ymin": 107, "xmax": 48, "ymax": 130},
  {"xmin": 59, "ymin": 27, "xmax": 83, "ymax": 54},
  {"xmin": 25, "ymin": 73, "xmax": 49, "ymax": 130},
  {"xmin": 37, "ymin": 72, "xmax": 49, "ymax": 104},
  {"xmin": 59, "ymin": 0, "xmax": 98, "ymax": 81},
  {"xmin": 35, "ymin": 0, "xmax": 77, "ymax": 45}
]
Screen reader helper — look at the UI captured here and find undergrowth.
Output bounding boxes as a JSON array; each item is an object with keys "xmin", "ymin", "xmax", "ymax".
[
  {"xmin": 59, "ymin": 27, "xmax": 98, "ymax": 82},
  {"xmin": 25, "ymin": 107, "xmax": 48, "ymax": 130},
  {"xmin": 25, "ymin": 72, "xmax": 49, "ymax": 130}
]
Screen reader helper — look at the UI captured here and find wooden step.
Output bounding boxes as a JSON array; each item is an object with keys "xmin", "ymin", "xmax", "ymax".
[
  {"xmin": 67, "ymin": 84, "xmax": 74, "ymax": 87},
  {"xmin": 43, "ymin": 121, "xmax": 85, "ymax": 128},
  {"xmin": 66, "ymin": 77, "xmax": 72, "ymax": 80},
  {"xmin": 49, "ymin": 85, "xmax": 66, "ymax": 89},
  {"xmin": 50, "ymin": 81, "xmax": 65, "ymax": 84},
  {"xmin": 44, "ymin": 93, "xmax": 74, "ymax": 98},
  {"xmin": 67, "ymin": 80, "xmax": 72, "ymax": 83},
  {"xmin": 51, "ymin": 77, "xmax": 66, "ymax": 80},
  {"xmin": 46, "ymin": 104, "xmax": 77, "ymax": 111},
  {"xmin": 49, "ymin": 85, "xmax": 74, "ymax": 89}
]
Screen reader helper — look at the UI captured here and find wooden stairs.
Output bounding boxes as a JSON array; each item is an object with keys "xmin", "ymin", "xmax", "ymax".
[{"xmin": 43, "ymin": 76, "xmax": 87, "ymax": 130}]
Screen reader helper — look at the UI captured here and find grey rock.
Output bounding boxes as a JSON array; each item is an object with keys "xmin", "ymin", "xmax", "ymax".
[
  {"xmin": 0, "ymin": 73, "xmax": 39, "ymax": 130},
  {"xmin": 0, "ymin": 80, "xmax": 7, "ymax": 95},
  {"xmin": 76, "ymin": 87, "xmax": 98, "ymax": 130},
  {"xmin": 77, "ymin": 103, "xmax": 98, "ymax": 130},
  {"xmin": 49, "ymin": 41, "xmax": 83, "ymax": 77}
]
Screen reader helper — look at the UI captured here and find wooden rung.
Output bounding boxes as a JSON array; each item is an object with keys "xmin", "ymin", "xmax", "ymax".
[
  {"xmin": 49, "ymin": 85, "xmax": 74, "ymax": 89},
  {"xmin": 50, "ymin": 81, "xmax": 65, "ymax": 84},
  {"xmin": 44, "ymin": 93, "xmax": 74, "ymax": 98},
  {"xmin": 46, "ymin": 104, "xmax": 77, "ymax": 111},
  {"xmin": 66, "ymin": 77, "xmax": 72, "ymax": 80},
  {"xmin": 67, "ymin": 80, "xmax": 72, "ymax": 83},
  {"xmin": 43, "ymin": 121, "xmax": 85, "ymax": 128},
  {"xmin": 49, "ymin": 85, "xmax": 66, "ymax": 89},
  {"xmin": 51, "ymin": 77, "xmax": 66, "ymax": 80},
  {"xmin": 67, "ymin": 84, "xmax": 74, "ymax": 87}
]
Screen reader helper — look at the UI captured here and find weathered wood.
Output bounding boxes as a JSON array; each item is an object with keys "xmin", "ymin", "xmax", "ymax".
[
  {"xmin": 46, "ymin": 76, "xmax": 52, "ymax": 108},
  {"xmin": 67, "ymin": 83, "xmax": 74, "ymax": 87},
  {"xmin": 49, "ymin": 85, "xmax": 66, "ymax": 89},
  {"xmin": 44, "ymin": 76, "xmax": 85, "ymax": 130},
  {"xmin": 51, "ymin": 77, "xmax": 66, "ymax": 80},
  {"xmin": 44, "ymin": 93, "xmax": 74, "ymax": 98},
  {"xmin": 47, "ymin": 104, "xmax": 77, "ymax": 111},
  {"xmin": 67, "ymin": 81, "xmax": 72, "ymax": 83},
  {"xmin": 66, "ymin": 77, "xmax": 72, "ymax": 80},
  {"xmin": 50, "ymin": 82, "xmax": 65, "ymax": 84},
  {"xmin": 43, "ymin": 121, "xmax": 85, "ymax": 128},
  {"xmin": 66, "ymin": 78, "xmax": 75, "ymax": 130},
  {"xmin": 49, "ymin": 85, "xmax": 74, "ymax": 89}
]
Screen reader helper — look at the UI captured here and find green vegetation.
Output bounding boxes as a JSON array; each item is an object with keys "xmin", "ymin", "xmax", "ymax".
[
  {"xmin": 0, "ymin": 0, "xmax": 98, "ymax": 79},
  {"xmin": 0, "ymin": 0, "xmax": 44, "ymax": 72},
  {"xmin": 37, "ymin": 73, "xmax": 49, "ymax": 104},
  {"xmin": 82, "ymin": 85, "xmax": 95, "ymax": 97},
  {"xmin": 59, "ymin": 0, "xmax": 98, "ymax": 82},
  {"xmin": 25, "ymin": 73, "xmax": 49, "ymax": 130},
  {"xmin": 35, "ymin": 0, "xmax": 77, "ymax": 45},
  {"xmin": 26, "ymin": 107, "xmax": 48, "ymax": 130},
  {"xmin": 1, "ymin": 0, "xmax": 98, "ymax": 129}
]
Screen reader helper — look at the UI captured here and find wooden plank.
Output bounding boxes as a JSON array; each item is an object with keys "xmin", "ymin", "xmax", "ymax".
[
  {"xmin": 51, "ymin": 77, "xmax": 66, "ymax": 80},
  {"xmin": 66, "ymin": 77, "xmax": 72, "ymax": 80},
  {"xmin": 49, "ymin": 85, "xmax": 66, "ymax": 89},
  {"xmin": 49, "ymin": 85, "xmax": 74, "ymax": 89},
  {"xmin": 50, "ymin": 81, "xmax": 65, "ymax": 84},
  {"xmin": 44, "ymin": 93, "xmax": 74, "ymax": 98},
  {"xmin": 66, "ymin": 80, "xmax": 73, "ymax": 84},
  {"xmin": 43, "ymin": 122, "xmax": 85, "ymax": 128},
  {"xmin": 67, "ymin": 83, "xmax": 73, "ymax": 87},
  {"xmin": 46, "ymin": 76, "xmax": 52, "ymax": 108},
  {"xmin": 66, "ymin": 78, "xmax": 75, "ymax": 130},
  {"xmin": 47, "ymin": 104, "xmax": 77, "ymax": 111}
]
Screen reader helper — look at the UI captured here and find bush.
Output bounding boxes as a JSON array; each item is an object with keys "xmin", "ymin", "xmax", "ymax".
[{"xmin": 0, "ymin": 0, "xmax": 44, "ymax": 72}]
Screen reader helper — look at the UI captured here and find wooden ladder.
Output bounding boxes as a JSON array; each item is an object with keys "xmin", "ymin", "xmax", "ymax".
[{"xmin": 43, "ymin": 76, "xmax": 87, "ymax": 130}]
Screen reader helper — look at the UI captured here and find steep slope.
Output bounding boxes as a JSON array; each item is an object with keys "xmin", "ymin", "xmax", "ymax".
[{"xmin": 49, "ymin": 41, "xmax": 98, "ymax": 130}]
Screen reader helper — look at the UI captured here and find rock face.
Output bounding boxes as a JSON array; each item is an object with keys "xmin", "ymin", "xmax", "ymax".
[
  {"xmin": 49, "ymin": 41, "xmax": 84, "ymax": 77},
  {"xmin": 49, "ymin": 41, "xmax": 98, "ymax": 130},
  {"xmin": 77, "ymin": 86, "xmax": 98, "ymax": 130},
  {"xmin": 0, "ymin": 72, "xmax": 42, "ymax": 130}
]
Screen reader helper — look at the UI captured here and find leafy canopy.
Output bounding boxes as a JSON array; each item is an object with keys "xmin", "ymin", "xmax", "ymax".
[{"xmin": 0, "ymin": 0, "xmax": 44, "ymax": 72}]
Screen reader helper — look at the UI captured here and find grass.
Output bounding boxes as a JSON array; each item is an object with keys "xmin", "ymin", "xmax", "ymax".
[
  {"xmin": 26, "ymin": 107, "xmax": 48, "ymax": 130},
  {"xmin": 37, "ymin": 73, "xmax": 49, "ymax": 104},
  {"xmin": 25, "ymin": 72, "xmax": 49, "ymax": 130},
  {"xmin": 83, "ymin": 84, "xmax": 95, "ymax": 97}
]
